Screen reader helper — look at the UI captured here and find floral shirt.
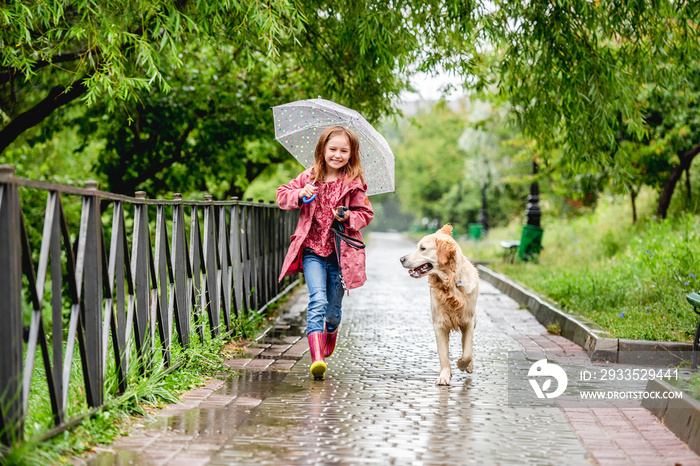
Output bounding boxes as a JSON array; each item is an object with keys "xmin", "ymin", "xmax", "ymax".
[{"xmin": 301, "ymin": 178, "xmax": 344, "ymax": 257}]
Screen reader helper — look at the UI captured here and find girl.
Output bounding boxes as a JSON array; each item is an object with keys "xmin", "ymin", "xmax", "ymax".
[{"xmin": 277, "ymin": 126, "xmax": 374, "ymax": 380}]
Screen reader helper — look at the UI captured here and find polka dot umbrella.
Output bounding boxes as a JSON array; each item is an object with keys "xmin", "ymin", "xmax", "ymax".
[{"xmin": 272, "ymin": 98, "xmax": 395, "ymax": 196}]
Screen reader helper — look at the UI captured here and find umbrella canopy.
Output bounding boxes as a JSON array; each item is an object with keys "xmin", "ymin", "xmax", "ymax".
[{"xmin": 272, "ymin": 98, "xmax": 394, "ymax": 196}]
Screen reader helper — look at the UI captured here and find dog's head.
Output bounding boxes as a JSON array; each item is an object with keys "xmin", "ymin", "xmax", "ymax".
[{"xmin": 400, "ymin": 224, "xmax": 459, "ymax": 279}]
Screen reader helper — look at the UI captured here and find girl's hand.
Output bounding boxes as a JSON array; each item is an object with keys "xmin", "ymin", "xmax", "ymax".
[
  {"xmin": 332, "ymin": 207, "xmax": 348, "ymax": 222},
  {"xmin": 299, "ymin": 183, "xmax": 317, "ymax": 199}
]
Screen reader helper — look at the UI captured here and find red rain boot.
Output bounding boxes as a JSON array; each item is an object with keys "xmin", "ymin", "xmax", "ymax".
[
  {"xmin": 307, "ymin": 332, "xmax": 327, "ymax": 380},
  {"xmin": 324, "ymin": 324, "xmax": 339, "ymax": 358}
]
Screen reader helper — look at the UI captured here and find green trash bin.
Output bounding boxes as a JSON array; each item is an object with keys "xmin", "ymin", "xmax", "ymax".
[
  {"xmin": 468, "ymin": 223, "xmax": 484, "ymax": 240},
  {"xmin": 518, "ymin": 224, "xmax": 544, "ymax": 261}
]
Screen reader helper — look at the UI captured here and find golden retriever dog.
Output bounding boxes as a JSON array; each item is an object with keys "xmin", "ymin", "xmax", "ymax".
[{"xmin": 400, "ymin": 224, "xmax": 479, "ymax": 385}]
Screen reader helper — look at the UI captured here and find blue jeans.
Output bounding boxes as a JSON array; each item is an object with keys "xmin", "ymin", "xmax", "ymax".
[{"xmin": 302, "ymin": 249, "xmax": 344, "ymax": 335}]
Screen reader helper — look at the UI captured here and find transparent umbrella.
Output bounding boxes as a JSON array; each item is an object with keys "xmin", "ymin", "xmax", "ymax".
[{"xmin": 272, "ymin": 98, "xmax": 395, "ymax": 196}]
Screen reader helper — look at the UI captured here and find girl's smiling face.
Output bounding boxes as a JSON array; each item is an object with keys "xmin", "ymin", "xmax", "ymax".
[{"xmin": 324, "ymin": 135, "xmax": 351, "ymax": 175}]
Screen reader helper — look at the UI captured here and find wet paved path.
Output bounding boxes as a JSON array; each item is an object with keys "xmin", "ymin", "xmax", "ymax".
[{"xmin": 83, "ymin": 233, "xmax": 700, "ymax": 465}]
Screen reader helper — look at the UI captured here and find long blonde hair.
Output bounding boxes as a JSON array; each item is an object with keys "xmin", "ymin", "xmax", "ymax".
[{"xmin": 312, "ymin": 126, "xmax": 365, "ymax": 184}]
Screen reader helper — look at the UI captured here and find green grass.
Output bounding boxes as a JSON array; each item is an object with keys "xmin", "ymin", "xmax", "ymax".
[
  {"xmin": 668, "ymin": 371, "xmax": 700, "ymax": 403},
  {"xmin": 0, "ymin": 300, "xmax": 287, "ymax": 465},
  {"xmin": 459, "ymin": 192, "xmax": 700, "ymax": 343},
  {"xmin": 685, "ymin": 373, "xmax": 700, "ymax": 402}
]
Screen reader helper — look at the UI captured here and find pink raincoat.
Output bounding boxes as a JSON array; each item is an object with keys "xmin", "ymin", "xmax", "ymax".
[{"xmin": 277, "ymin": 168, "xmax": 374, "ymax": 290}]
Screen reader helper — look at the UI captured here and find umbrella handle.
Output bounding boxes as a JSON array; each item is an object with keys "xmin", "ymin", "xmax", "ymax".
[{"xmin": 302, "ymin": 181, "xmax": 316, "ymax": 203}]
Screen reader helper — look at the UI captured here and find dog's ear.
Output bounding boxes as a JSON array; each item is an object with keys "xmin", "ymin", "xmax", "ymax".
[
  {"xmin": 436, "ymin": 237, "xmax": 457, "ymax": 267},
  {"xmin": 437, "ymin": 224, "xmax": 453, "ymax": 236}
]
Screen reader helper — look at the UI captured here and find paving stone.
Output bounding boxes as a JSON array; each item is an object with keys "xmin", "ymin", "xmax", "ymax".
[
  {"xmin": 247, "ymin": 343, "xmax": 271, "ymax": 348},
  {"xmin": 268, "ymin": 359, "xmax": 296, "ymax": 371},
  {"xmin": 242, "ymin": 347, "xmax": 265, "ymax": 357},
  {"xmin": 167, "ymin": 458, "xmax": 211, "ymax": 466},
  {"xmin": 281, "ymin": 344, "xmax": 309, "ymax": 360},
  {"xmin": 198, "ymin": 394, "xmax": 236, "ymax": 409},
  {"xmin": 244, "ymin": 358, "xmax": 274, "ymax": 370},
  {"xmin": 82, "ymin": 232, "xmax": 700, "ymax": 466},
  {"xmin": 225, "ymin": 358, "xmax": 252, "ymax": 369},
  {"xmin": 233, "ymin": 396, "xmax": 263, "ymax": 407},
  {"xmin": 259, "ymin": 344, "xmax": 292, "ymax": 358}
]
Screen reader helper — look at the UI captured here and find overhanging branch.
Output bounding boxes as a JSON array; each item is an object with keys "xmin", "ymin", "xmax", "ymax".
[
  {"xmin": 0, "ymin": 50, "xmax": 91, "ymax": 86},
  {"xmin": 0, "ymin": 77, "xmax": 90, "ymax": 154},
  {"xmin": 681, "ymin": 141, "xmax": 700, "ymax": 163}
]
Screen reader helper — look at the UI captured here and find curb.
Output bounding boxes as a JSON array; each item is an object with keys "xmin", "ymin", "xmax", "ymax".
[
  {"xmin": 477, "ymin": 265, "xmax": 695, "ymax": 366},
  {"xmin": 643, "ymin": 378, "xmax": 700, "ymax": 455}
]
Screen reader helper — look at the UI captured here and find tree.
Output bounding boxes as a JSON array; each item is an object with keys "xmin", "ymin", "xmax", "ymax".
[
  {"xmin": 641, "ymin": 67, "xmax": 700, "ymax": 218},
  {"xmin": 394, "ymin": 104, "xmax": 467, "ymax": 227},
  {"xmin": 544, "ymin": 63, "xmax": 700, "ymax": 221},
  {"xmin": 457, "ymin": 101, "xmax": 530, "ymax": 227},
  {"xmin": 77, "ymin": 44, "xmax": 306, "ymax": 198},
  {"xmin": 8, "ymin": 0, "xmax": 697, "ymax": 211},
  {"xmin": 393, "ymin": 101, "xmax": 528, "ymax": 232},
  {"xmin": 0, "ymin": 1, "xmax": 307, "ymax": 153},
  {"xmin": 1, "ymin": 1, "xmax": 434, "ymax": 197},
  {"xmin": 427, "ymin": 1, "xmax": 700, "ymax": 218}
]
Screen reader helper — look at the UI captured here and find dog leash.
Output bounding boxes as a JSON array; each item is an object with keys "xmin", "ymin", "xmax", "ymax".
[
  {"xmin": 331, "ymin": 226, "xmax": 365, "ymax": 249},
  {"xmin": 332, "ymin": 207, "xmax": 365, "ymax": 294},
  {"xmin": 331, "ymin": 207, "xmax": 366, "ymax": 249}
]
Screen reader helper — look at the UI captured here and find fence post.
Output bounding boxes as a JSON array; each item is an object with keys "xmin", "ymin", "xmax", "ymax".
[
  {"xmin": 132, "ymin": 191, "xmax": 151, "ymax": 367},
  {"xmin": 218, "ymin": 204, "xmax": 231, "ymax": 331},
  {"xmin": 203, "ymin": 195, "xmax": 219, "ymax": 336},
  {"xmin": 189, "ymin": 204, "xmax": 205, "ymax": 341},
  {"xmin": 0, "ymin": 165, "xmax": 24, "ymax": 445},
  {"xmin": 79, "ymin": 180, "xmax": 104, "ymax": 407},
  {"xmin": 171, "ymin": 194, "xmax": 190, "ymax": 347},
  {"xmin": 230, "ymin": 198, "xmax": 244, "ymax": 316},
  {"xmin": 154, "ymin": 204, "xmax": 171, "ymax": 367}
]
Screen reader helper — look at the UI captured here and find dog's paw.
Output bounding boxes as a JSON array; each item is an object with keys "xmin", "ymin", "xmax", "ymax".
[
  {"xmin": 457, "ymin": 357, "xmax": 473, "ymax": 373},
  {"xmin": 435, "ymin": 371, "xmax": 452, "ymax": 385}
]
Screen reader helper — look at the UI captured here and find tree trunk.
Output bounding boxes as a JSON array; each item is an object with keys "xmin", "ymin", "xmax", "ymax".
[
  {"xmin": 686, "ymin": 167, "xmax": 692, "ymax": 207},
  {"xmin": 0, "ymin": 78, "xmax": 89, "ymax": 154},
  {"xmin": 657, "ymin": 143, "xmax": 700, "ymax": 218},
  {"xmin": 629, "ymin": 185, "xmax": 638, "ymax": 223}
]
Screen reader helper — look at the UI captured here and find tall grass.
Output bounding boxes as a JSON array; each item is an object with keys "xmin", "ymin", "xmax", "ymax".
[
  {"xmin": 461, "ymin": 191, "xmax": 699, "ymax": 342},
  {"xmin": 0, "ymin": 305, "xmax": 279, "ymax": 465}
]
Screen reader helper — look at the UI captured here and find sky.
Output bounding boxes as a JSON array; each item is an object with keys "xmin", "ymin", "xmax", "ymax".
[{"xmin": 400, "ymin": 70, "xmax": 464, "ymax": 102}]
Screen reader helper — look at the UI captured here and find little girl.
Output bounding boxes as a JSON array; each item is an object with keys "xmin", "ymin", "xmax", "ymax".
[{"xmin": 277, "ymin": 125, "xmax": 374, "ymax": 380}]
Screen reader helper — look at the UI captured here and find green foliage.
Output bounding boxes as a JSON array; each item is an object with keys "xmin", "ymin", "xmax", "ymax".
[
  {"xmin": 2, "ymin": 302, "xmax": 275, "ymax": 464},
  {"xmin": 682, "ymin": 372, "xmax": 700, "ymax": 402},
  {"xmin": 475, "ymin": 193, "xmax": 700, "ymax": 342},
  {"xmin": 546, "ymin": 322, "xmax": 561, "ymax": 336},
  {"xmin": 0, "ymin": 0, "xmax": 305, "ymax": 110},
  {"xmin": 394, "ymin": 104, "xmax": 467, "ymax": 225},
  {"xmin": 78, "ymin": 42, "xmax": 305, "ymax": 197},
  {"xmin": 477, "ymin": 1, "xmax": 700, "ymax": 159},
  {"xmin": 234, "ymin": 313, "xmax": 267, "ymax": 341},
  {"xmin": 1, "ymin": 1, "xmax": 436, "ymax": 199},
  {"xmin": 244, "ymin": 158, "xmax": 303, "ymax": 203},
  {"xmin": 390, "ymin": 100, "xmax": 530, "ymax": 232},
  {"xmin": 4, "ymin": 1, "xmax": 700, "ymax": 215}
]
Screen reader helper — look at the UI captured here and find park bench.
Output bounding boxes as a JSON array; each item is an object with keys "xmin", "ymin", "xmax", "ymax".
[
  {"xmin": 500, "ymin": 240, "xmax": 520, "ymax": 264},
  {"xmin": 685, "ymin": 292, "xmax": 700, "ymax": 369}
]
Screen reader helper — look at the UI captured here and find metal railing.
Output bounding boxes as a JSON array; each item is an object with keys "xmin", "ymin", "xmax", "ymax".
[{"xmin": 0, "ymin": 165, "xmax": 299, "ymax": 445}]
